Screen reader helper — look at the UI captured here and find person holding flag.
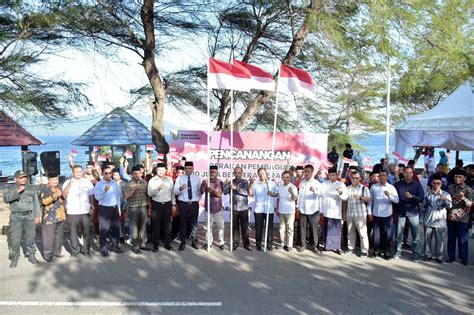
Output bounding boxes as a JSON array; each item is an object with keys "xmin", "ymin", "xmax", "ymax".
[
  {"xmin": 223, "ymin": 166, "xmax": 252, "ymax": 251},
  {"xmin": 249, "ymin": 168, "xmax": 278, "ymax": 251},
  {"xmin": 277, "ymin": 171, "xmax": 298, "ymax": 252},
  {"xmin": 200, "ymin": 165, "xmax": 225, "ymax": 251}
]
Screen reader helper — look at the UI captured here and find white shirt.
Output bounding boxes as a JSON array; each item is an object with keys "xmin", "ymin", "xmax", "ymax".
[
  {"xmin": 321, "ymin": 180, "xmax": 348, "ymax": 219},
  {"xmin": 368, "ymin": 183, "xmax": 399, "ymax": 217},
  {"xmin": 252, "ymin": 180, "xmax": 277, "ymax": 214},
  {"xmin": 278, "ymin": 183, "xmax": 297, "ymax": 214},
  {"xmin": 62, "ymin": 178, "xmax": 94, "ymax": 215},
  {"xmin": 424, "ymin": 155, "xmax": 436, "ymax": 173},
  {"xmin": 94, "ymin": 179, "xmax": 121, "ymax": 210},
  {"xmin": 174, "ymin": 174, "xmax": 202, "ymax": 202},
  {"xmin": 148, "ymin": 176, "xmax": 176, "ymax": 205},
  {"xmin": 297, "ymin": 178, "xmax": 323, "ymax": 215}
]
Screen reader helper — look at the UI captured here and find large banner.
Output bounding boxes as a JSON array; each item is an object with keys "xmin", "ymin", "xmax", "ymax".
[
  {"xmin": 170, "ymin": 130, "xmax": 327, "ymax": 223},
  {"xmin": 170, "ymin": 130, "xmax": 328, "ymax": 180}
]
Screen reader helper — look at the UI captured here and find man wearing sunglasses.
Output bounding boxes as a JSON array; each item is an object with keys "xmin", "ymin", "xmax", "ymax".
[{"xmin": 94, "ymin": 165, "xmax": 123, "ymax": 257}]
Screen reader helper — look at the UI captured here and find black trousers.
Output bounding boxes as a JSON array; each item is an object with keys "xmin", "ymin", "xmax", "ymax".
[
  {"xmin": 300, "ymin": 212, "xmax": 319, "ymax": 248},
  {"xmin": 254, "ymin": 213, "xmax": 273, "ymax": 247},
  {"xmin": 41, "ymin": 221, "xmax": 64, "ymax": 259},
  {"xmin": 232, "ymin": 210, "xmax": 250, "ymax": 246},
  {"xmin": 67, "ymin": 214, "xmax": 91, "ymax": 255},
  {"xmin": 178, "ymin": 201, "xmax": 199, "ymax": 243},
  {"xmin": 151, "ymin": 200, "xmax": 172, "ymax": 247},
  {"xmin": 99, "ymin": 205, "xmax": 120, "ymax": 250}
]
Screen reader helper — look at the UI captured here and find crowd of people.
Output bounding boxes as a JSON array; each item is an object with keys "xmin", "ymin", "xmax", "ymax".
[{"xmin": 3, "ymin": 146, "xmax": 473, "ymax": 269}]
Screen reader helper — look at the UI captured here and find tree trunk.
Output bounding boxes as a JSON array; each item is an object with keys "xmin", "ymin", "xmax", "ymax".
[
  {"xmin": 141, "ymin": 0, "xmax": 169, "ymax": 153},
  {"xmin": 232, "ymin": 1, "xmax": 316, "ymax": 131}
]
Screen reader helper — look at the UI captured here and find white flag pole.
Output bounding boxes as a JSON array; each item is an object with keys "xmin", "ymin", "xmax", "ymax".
[
  {"xmin": 385, "ymin": 55, "xmax": 391, "ymax": 156},
  {"xmin": 230, "ymin": 89, "xmax": 234, "ymax": 252},
  {"xmin": 263, "ymin": 66, "xmax": 281, "ymax": 253},
  {"xmin": 206, "ymin": 57, "xmax": 211, "ymax": 252}
]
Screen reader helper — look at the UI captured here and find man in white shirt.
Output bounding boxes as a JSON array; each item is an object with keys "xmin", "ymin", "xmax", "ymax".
[
  {"xmin": 321, "ymin": 168, "xmax": 348, "ymax": 254},
  {"xmin": 296, "ymin": 164, "xmax": 323, "ymax": 252},
  {"xmin": 368, "ymin": 169, "xmax": 399, "ymax": 259},
  {"xmin": 277, "ymin": 171, "xmax": 298, "ymax": 252},
  {"xmin": 249, "ymin": 167, "xmax": 278, "ymax": 251},
  {"xmin": 148, "ymin": 162, "xmax": 176, "ymax": 252},
  {"xmin": 62, "ymin": 165, "xmax": 95, "ymax": 257},
  {"xmin": 94, "ymin": 165, "xmax": 123, "ymax": 257},
  {"xmin": 174, "ymin": 161, "xmax": 202, "ymax": 251},
  {"xmin": 344, "ymin": 171, "xmax": 371, "ymax": 257}
]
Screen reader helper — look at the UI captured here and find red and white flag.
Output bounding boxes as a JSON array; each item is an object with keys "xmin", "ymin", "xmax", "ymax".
[
  {"xmin": 124, "ymin": 150, "xmax": 133, "ymax": 159},
  {"xmin": 157, "ymin": 153, "xmax": 165, "ymax": 160},
  {"xmin": 169, "ymin": 146, "xmax": 177, "ymax": 153},
  {"xmin": 93, "ymin": 146, "xmax": 100, "ymax": 152},
  {"xmin": 97, "ymin": 155, "xmax": 107, "ymax": 162},
  {"xmin": 146, "ymin": 144, "xmax": 154, "ymax": 151},
  {"xmin": 208, "ymin": 57, "xmax": 251, "ymax": 92},
  {"xmin": 343, "ymin": 157, "xmax": 354, "ymax": 164},
  {"xmin": 279, "ymin": 64, "xmax": 316, "ymax": 100},
  {"xmin": 364, "ymin": 165, "xmax": 373, "ymax": 172},
  {"xmin": 321, "ymin": 161, "xmax": 334, "ymax": 170},
  {"xmin": 70, "ymin": 149, "xmax": 78, "ymax": 156},
  {"xmin": 232, "ymin": 59, "xmax": 275, "ymax": 91},
  {"xmin": 363, "ymin": 157, "xmax": 372, "ymax": 163},
  {"xmin": 392, "ymin": 151, "xmax": 409, "ymax": 163}
]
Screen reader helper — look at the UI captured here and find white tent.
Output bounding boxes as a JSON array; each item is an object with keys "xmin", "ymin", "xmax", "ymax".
[{"xmin": 394, "ymin": 81, "xmax": 474, "ymax": 157}]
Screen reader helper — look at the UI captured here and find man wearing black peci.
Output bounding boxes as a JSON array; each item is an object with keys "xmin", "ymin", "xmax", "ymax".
[{"xmin": 173, "ymin": 161, "xmax": 202, "ymax": 251}]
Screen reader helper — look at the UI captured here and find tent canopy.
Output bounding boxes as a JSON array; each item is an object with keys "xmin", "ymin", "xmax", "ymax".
[{"xmin": 395, "ymin": 81, "xmax": 474, "ymax": 157}]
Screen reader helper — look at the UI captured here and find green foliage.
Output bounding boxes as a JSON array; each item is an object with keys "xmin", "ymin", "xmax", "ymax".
[{"xmin": 0, "ymin": 1, "xmax": 92, "ymax": 124}]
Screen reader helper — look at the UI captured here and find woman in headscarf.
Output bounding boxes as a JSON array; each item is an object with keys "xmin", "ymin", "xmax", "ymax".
[{"xmin": 439, "ymin": 151, "xmax": 448, "ymax": 173}]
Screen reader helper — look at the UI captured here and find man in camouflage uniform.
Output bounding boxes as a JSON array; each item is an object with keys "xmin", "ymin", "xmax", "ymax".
[{"xmin": 3, "ymin": 170, "xmax": 41, "ymax": 268}]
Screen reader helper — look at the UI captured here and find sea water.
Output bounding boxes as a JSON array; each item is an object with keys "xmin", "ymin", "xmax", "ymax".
[{"xmin": 0, "ymin": 134, "xmax": 472, "ymax": 178}]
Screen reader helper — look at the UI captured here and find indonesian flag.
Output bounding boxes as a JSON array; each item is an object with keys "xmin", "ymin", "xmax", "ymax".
[
  {"xmin": 343, "ymin": 157, "xmax": 354, "ymax": 164},
  {"xmin": 70, "ymin": 149, "xmax": 78, "ymax": 156},
  {"xmin": 97, "ymin": 155, "xmax": 107, "ymax": 162},
  {"xmin": 232, "ymin": 59, "xmax": 275, "ymax": 91},
  {"xmin": 208, "ymin": 57, "xmax": 251, "ymax": 92},
  {"xmin": 279, "ymin": 64, "xmax": 316, "ymax": 100},
  {"xmin": 171, "ymin": 157, "xmax": 179, "ymax": 164},
  {"xmin": 124, "ymin": 150, "xmax": 133, "ymax": 159},
  {"xmin": 146, "ymin": 144, "xmax": 154, "ymax": 151},
  {"xmin": 169, "ymin": 146, "xmax": 177, "ymax": 153},
  {"xmin": 392, "ymin": 151, "xmax": 409, "ymax": 163},
  {"xmin": 157, "ymin": 153, "xmax": 165, "ymax": 160},
  {"xmin": 364, "ymin": 165, "xmax": 373, "ymax": 172},
  {"xmin": 321, "ymin": 161, "xmax": 334, "ymax": 170},
  {"xmin": 363, "ymin": 157, "xmax": 372, "ymax": 163},
  {"xmin": 93, "ymin": 146, "xmax": 100, "ymax": 152}
]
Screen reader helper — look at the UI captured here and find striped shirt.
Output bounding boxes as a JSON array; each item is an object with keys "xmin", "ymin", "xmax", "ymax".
[{"xmin": 346, "ymin": 184, "xmax": 370, "ymax": 217}]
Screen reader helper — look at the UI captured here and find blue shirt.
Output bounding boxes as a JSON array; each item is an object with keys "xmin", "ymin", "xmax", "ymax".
[{"xmin": 94, "ymin": 179, "xmax": 121, "ymax": 210}]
